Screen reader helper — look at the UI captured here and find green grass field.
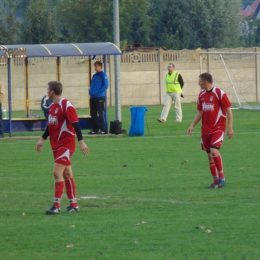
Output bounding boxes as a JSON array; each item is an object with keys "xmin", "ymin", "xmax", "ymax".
[{"xmin": 1, "ymin": 104, "xmax": 260, "ymax": 260}]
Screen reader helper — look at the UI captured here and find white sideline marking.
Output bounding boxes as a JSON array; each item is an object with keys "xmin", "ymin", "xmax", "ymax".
[
  {"xmin": 105, "ymin": 131, "xmax": 260, "ymax": 141},
  {"xmin": 80, "ymin": 196, "xmax": 99, "ymax": 200},
  {"xmin": 0, "ymin": 191, "xmax": 173, "ymax": 203},
  {"xmin": 1, "ymin": 131, "xmax": 260, "ymax": 145}
]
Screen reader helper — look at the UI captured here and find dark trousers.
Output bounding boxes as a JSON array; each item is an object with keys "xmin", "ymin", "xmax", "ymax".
[
  {"xmin": 90, "ymin": 97, "xmax": 106, "ymax": 132},
  {"xmin": 0, "ymin": 103, "xmax": 3, "ymax": 136}
]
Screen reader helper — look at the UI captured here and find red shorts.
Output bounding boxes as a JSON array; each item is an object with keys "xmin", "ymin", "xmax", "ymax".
[
  {"xmin": 53, "ymin": 147, "xmax": 74, "ymax": 166},
  {"xmin": 201, "ymin": 131, "xmax": 224, "ymax": 152}
]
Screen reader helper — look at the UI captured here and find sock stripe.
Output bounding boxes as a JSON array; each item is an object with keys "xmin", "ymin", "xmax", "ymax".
[{"xmin": 65, "ymin": 178, "xmax": 78, "ymax": 207}]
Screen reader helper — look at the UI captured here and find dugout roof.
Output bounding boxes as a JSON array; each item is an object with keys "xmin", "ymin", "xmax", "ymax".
[{"xmin": 0, "ymin": 42, "xmax": 122, "ymax": 58}]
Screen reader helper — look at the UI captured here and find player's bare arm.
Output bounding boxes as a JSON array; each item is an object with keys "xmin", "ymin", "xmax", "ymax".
[
  {"xmin": 36, "ymin": 137, "xmax": 45, "ymax": 152},
  {"xmin": 187, "ymin": 110, "xmax": 202, "ymax": 135},
  {"xmin": 226, "ymin": 107, "xmax": 234, "ymax": 139},
  {"xmin": 79, "ymin": 140, "xmax": 89, "ymax": 155}
]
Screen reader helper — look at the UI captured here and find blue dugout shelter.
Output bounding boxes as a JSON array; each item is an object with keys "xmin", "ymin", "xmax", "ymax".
[{"xmin": 0, "ymin": 42, "xmax": 122, "ymax": 136}]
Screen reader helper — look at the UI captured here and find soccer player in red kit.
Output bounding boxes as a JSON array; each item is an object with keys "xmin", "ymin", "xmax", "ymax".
[
  {"xmin": 187, "ymin": 73, "xmax": 234, "ymax": 188},
  {"xmin": 36, "ymin": 81, "xmax": 89, "ymax": 214}
]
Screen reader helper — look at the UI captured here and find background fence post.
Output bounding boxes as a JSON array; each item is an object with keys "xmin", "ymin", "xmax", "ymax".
[
  {"xmin": 158, "ymin": 48, "xmax": 164, "ymax": 104},
  {"xmin": 255, "ymin": 47, "xmax": 258, "ymax": 103}
]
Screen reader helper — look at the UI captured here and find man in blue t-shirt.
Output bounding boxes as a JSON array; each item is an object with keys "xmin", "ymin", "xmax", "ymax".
[{"xmin": 88, "ymin": 61, "xmax": 109, "ymax": 134}]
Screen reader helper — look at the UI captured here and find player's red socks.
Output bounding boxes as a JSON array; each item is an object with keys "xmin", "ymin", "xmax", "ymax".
[
  {"xmin": 65, "ymin": 178, "xmax": 78, "ymax": 207},
  {"xmin": 213, "ymin": 154, "xmax": 225, "ymax": 180},
  {"xmin": 53, "ymin": 179, "xmax": 78, "ymax": 209},
  {"xmin": 209, "ymin": 162, "xmax": 219, "ymax": 184},
  {"xmin": 54, "ymin": 181, "xmax": 64, "ymax": 209}
]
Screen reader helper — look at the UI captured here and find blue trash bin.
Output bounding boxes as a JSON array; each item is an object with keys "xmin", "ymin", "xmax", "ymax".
[{"xmin": 129, "ymin": 106, "xmax": 148, "ymax": 136}]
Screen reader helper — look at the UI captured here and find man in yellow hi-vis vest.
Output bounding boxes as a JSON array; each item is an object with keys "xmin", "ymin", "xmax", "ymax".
[{"xmin": 158, "ymin": 63, "xmax": 184, "ymax": 123}]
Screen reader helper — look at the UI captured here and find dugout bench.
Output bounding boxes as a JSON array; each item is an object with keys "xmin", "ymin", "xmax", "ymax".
[{"xmin": 3, "ymin": 116, "xmax": 92, "ymax": 133}]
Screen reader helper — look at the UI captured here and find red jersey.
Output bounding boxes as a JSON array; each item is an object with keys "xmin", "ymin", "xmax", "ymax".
[
  {"xmin": 48, "ymin": 98, "xmax": 78, "ymax": 151},
  {"xmin": 197, "ymin": 87, "xmax": 231, "ymax": 134}
]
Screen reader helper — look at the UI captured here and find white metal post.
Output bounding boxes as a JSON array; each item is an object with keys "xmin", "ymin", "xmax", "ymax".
[{"xmin": 113, "ymin": 0, "xmax": 121, "ymax": 121}]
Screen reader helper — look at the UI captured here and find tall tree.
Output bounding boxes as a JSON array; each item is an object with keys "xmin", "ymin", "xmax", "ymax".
[
  {"xmin": 184, "ymin": 0, "xmax": 229, "ymax": 48},
  {"xmin": 0, "ymin": 0, "xmax": 20, "ymax": 44},
  {"xmin": 148, "ymin": 0, "xmax": 242, "ymax": 49},
  {"xmin": 241, "ymin": 15, "xmax": 260, "ymax": 47},
  {"xmin": 14, "ymin": 0, "xmax": 59, "ymax": 16},
  {"xmin": 120, "ymin": 0, "xmax": 151, "ymax": 46},
  {"xmin": 58, "ymin": 0, "xmax": 151, "ymax": 47},
  {"xmin": 254, "ymin": 18, "xmax": 260, "ymax": 46},
  {"xmin": 13, "ymin": 0, "xmax": 30, "ymax": 17},
  {"xmin": 19, "ymin": 0, "xmax": 57, "ymax": 44},
  {"xmin": 0, "ymin": 0, "xmax": 245, "ymax": 48},
  {"xmin": 222, "ymin": 0, "xmax": 242, "ymax": 47},
  {"xmin": 59, "ymin": 0, "xmax": 113, "ymax": 43},
  {"xmin": 149, "ymin": 0, "xmax": 193, "ymax": 49}
]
